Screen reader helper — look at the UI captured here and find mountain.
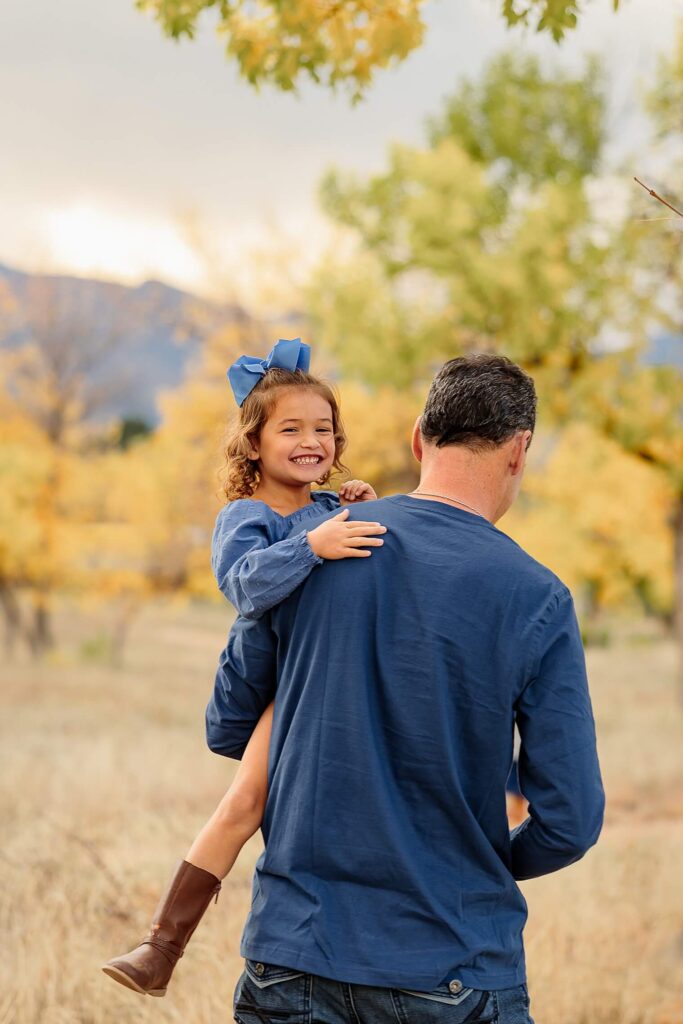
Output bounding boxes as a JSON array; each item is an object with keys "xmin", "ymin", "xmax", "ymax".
[
  {"xmin": 0, "ymin": 263, "xmax": 241, "ymax": 425},
  {"xmin": 1, "ymin": 263, "xmax": 678, "ymax": 429},
  {"xmin": 643, "ymin": 332, "xmax": 683, "ymax": 369}
]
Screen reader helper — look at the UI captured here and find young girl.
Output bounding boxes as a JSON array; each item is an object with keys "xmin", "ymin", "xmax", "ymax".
[{"xmin": 102, "ymin": 338, "xmax": 386, "ymax": 997}]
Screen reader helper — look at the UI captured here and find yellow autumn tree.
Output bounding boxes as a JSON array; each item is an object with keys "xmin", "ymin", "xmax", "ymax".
[
  {"xmin": 338, "ymin": 381, "xmax": 422, "ymax": 495},
  {"xmin": 0, "ymin": 277, "xmax": 149, "ymax": 656},
  {"xmin": 503, "ymin": 423, "xmax": 674, "ymax": 617},
  {"xmin": 137, "ymin": 0, "xmax": 623, "ymax": 98},
  {"xmin": 0, "ymin": 356, "xmax": 85, "ymax": 654}
]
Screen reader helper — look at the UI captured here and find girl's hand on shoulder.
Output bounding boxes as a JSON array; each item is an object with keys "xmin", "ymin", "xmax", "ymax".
[
  {"xmin": 307, "ymin": 508, "xmax": 387, "ymax": 560},
  {"xmin": 339, "ymin": 479, "xmax": 378, "ymax": 505}
]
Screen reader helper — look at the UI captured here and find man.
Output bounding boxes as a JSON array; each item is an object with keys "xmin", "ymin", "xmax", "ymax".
[{"xmin": 206, "ymin": 354, "xmax": 605, "ymax": 1024}]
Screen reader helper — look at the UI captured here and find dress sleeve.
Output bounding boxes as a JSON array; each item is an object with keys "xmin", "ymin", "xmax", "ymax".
[
  {"xmin": 311, "ymin": 490, "xmax": 342, "ymax": 512},
  {"xmin": 211, "ymin": 502, "xmax": 324, "ymax": 620},
  {"xmin": 206, "ymin": 616, "xmax": 276, "ymax": 760}
]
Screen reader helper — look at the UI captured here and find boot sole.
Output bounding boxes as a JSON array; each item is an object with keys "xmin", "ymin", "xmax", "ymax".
[{"xmin": 101, "ymin": 964, "xmax": 166, "ymax": 997}]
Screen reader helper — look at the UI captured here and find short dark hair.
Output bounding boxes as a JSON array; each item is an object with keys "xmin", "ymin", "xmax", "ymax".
[{"xmin": 420, "ymin": 354, "xmax": 536, "ymax": 450}]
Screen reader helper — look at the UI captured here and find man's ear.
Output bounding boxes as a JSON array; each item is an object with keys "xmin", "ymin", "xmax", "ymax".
[
  {"xmin": 509, "ymin": 431, "xmax": 531, "ymax": 475},
  {"xmin": 411, "ymin": 416, "xmax": 423, "ymax": 463}
]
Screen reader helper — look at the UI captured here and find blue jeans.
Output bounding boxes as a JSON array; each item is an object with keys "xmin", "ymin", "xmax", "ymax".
[{"xmin": 233, "ymin": 959, "xmax": 534, "ymax": 1023}]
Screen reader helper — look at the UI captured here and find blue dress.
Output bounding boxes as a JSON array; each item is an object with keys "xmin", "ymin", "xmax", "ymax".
[{"xmin": 211, "ymin": 491, "xmax": 341, "ymax": 619}]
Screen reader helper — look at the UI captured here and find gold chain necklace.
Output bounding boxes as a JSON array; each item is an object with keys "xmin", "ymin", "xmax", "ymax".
[{"xmin": 409, "ymin": 489, "xmax": 487, "ymax": 520}]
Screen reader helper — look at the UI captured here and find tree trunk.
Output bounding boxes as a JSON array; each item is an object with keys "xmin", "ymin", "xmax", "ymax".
[
  {"xmin": 673, "ymin": 495, "xmax": 683, "ymax": 704},
  {"xmin": 28, "ymin": 598, "xmax": 54, "ymax": 659},
  {"xmin": 110, "ymin": 596, "xmax": 140, "ymax": 669},
  {"xmin": 0, "ymin": 584, "xmax": 23, "ymax": 659}
]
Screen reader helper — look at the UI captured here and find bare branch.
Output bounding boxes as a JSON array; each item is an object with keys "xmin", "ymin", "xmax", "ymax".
[{"xmin": 634, "ymin": 177, "xmax": 683, "ymax": 219}]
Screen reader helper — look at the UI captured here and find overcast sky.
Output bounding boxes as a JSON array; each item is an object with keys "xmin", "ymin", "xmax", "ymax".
[{"xmin": 1, "ymin": 0, "xmax": 681, "ymax": 297}]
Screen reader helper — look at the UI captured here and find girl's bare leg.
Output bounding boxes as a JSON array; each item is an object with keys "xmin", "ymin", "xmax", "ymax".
[
  {"xmin": 185, "ymin": 700, "xmax": 274, "ymax": 879},
  {"xmin": 506, "ymin": 792, "xmax": 528, "ymax": 829},
  {"xmin": 101, "ymin": 702, "xmax": 275, "ymax": 996}
]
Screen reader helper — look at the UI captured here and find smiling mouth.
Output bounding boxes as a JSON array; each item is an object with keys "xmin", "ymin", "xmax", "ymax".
[{"xmin": 290, "ymin": 455, "xmax": 323, "ymax": 465}]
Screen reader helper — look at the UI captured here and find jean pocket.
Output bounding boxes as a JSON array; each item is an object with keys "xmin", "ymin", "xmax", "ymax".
[
  {"xmin": 392, "ymin": 985, "xmax": 494, "ymax": 1023},
  {"xmin": 235, "ymin": 961, "xmax": 310, "ymax": 1024},
  {"xmin": 396, "ymin": 983, "xmax": 475, "ymax": 1006},
  {"xmin": 244, "ymin": 959, "xmax": 307, "ymax": 990}
]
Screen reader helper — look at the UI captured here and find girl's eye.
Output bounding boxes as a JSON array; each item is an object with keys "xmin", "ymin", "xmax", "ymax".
[
  {"xmin": 281, "ymin": 428, "xmax": 298, "ymax": 433},
  {"xmin": 317, "ymin": 428, "xmax": 332, "ymax": 433}
]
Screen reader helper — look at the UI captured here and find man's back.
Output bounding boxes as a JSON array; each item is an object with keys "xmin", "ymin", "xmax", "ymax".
[{"xmin": 210, "ymin": 495, "xmax": 604, "ymax": 991}]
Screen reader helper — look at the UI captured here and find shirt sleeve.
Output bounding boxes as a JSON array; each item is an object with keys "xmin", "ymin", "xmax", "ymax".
[
  {"xmin": 205, "ymin": 616, "xmax": 277, "ymax": 760},
  {"xmin": 510, "ymin": 587, "xmax": 605, "ymax": 881},
  {"xmin": 211, "ymin": 502, "xmax": 324, "ymax": 620}
]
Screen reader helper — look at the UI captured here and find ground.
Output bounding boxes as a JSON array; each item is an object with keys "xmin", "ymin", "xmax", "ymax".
[{"xmin": 2, "ymin": 600, "xmax": 682, "ymax": 1024}]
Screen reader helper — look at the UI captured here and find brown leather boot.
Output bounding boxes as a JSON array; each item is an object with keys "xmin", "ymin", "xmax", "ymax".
[{"xmin": 102, "ymin": 860, "xmax": 221, "ymax": 997}]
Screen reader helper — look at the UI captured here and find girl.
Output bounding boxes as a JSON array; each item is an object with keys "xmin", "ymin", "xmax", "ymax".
[{"xmin": 102, "ymin": 338, "xmax": 386, "ymax": 997}]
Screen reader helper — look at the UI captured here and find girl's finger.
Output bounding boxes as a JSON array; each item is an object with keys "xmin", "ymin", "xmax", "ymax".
[
  {"xmin": 345, "ymin": 537, "xmax": 384, "ymax": 547},
  {"xmin": 345, "ymin": 524, "xmax": 387, "ymax": 534}
]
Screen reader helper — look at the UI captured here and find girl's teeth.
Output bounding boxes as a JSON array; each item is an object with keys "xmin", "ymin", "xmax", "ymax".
[{"xmin": 293, "ymin": 457, "xmax": 320, "ymax": 464}]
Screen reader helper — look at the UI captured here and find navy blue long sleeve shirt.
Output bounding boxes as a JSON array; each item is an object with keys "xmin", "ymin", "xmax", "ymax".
[{"xmin": 206, "ymin": 495, "xmax": 605, "ymax": 991}]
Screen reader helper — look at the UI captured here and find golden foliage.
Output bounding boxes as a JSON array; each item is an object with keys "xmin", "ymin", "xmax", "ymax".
[
  {"xmin": 337, "ymin": 381, "xmax": 422, "ymax": 495},
  {"xmin": 503, "ymin": 424, "xmax": 675, "ymax": 613},
  {"xmin": 137, "ymin": 0, "xmax": 426, "ymax": 98}
]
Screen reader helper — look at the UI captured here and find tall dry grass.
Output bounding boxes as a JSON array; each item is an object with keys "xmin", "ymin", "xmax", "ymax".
[{"xmin": 2, "ymin": 602, "xmax": 682, "ymax": 1024}]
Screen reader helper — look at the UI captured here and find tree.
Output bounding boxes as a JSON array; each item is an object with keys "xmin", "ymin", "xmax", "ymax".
[
  {"xmin": 337, "ymin": 381, "xmax": 422, "ymax": 495},
  {"xmin": 503, "ymin": 423, "xmax": 674, "ymax": 620},
  {"xmin": 136, "ymin": 0, "xmax": 622, "ymax": 96},
  {"xmin": 592, "ymin": 23, "xmax": 683, "ymax": 689},
  {"xmin": 137, "ymin": 0, "xmax": 426, "ymax": 98},
  {"xmin": 429, "ymin": 52, "xmax": 604, "ymax": 187},
  {"xmin": 306, "ymin": 47, "xmax": 682, "ymax": 655},
  {"xmin": 0, "ymin": 391, "xmax": 51, "ymax": 657},
  {"xmin": 646, "ymin": 21, "xmax": 683, "ymax": 138},
  {"xmin": 500, "ymin": 0, "xmax": 621, "ymax": 42},
  {"xmin": 0, "ymin": 278, "xmax": 146, "ymax": 655},
  {"xmin": 309, "ymin": 52, "xmax": 637, "ymax": 419}
]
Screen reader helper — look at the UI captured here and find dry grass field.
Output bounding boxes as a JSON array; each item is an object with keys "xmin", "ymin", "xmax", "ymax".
[{"xmin": 2, "ymin": 600, "xmax": 682, "ymax": 1024}]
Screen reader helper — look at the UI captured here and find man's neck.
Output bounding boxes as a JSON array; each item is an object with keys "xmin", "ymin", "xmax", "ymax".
[
  {"xmin": 411, "ymin": 470, "xmax": 501, "ymax": 523},
  {"xmin": 252, "ymin": 479, "xmax": 315, "ymax": 516}
]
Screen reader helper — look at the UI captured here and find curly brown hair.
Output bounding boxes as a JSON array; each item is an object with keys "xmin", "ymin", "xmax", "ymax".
[{"xmin": 221, "ymin": 368, "xmax": 348, "ymax": 502}]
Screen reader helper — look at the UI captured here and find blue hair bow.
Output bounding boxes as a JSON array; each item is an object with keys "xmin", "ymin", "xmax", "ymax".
[{"xmin": 227, "ymin": 338, "xmax": 311, "ymax": 407}]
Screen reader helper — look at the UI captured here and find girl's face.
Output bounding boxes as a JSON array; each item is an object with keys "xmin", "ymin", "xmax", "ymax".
[{"xmin": 249, "ymin": 388, "xmax": 336, "ymax": 488}]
